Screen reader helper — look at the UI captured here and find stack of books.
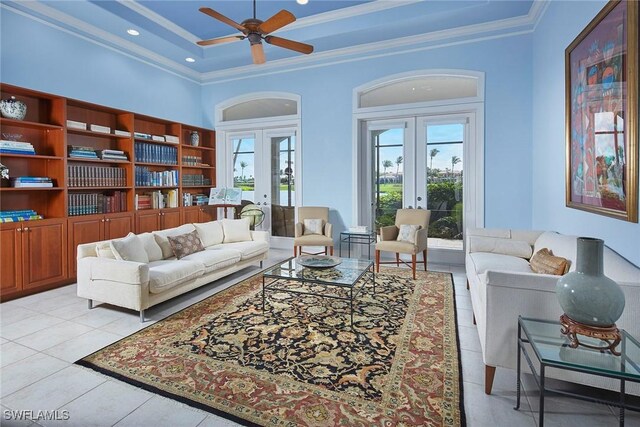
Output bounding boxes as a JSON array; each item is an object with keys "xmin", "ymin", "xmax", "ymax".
[
  {"xmin": 90, "ymin": 124, "xmax": 111, "ymax": 134},
  {"xmin": 194, "ymin": 193, "xmax": 209, "ymax": 206},
  {"xmin": 164, "ymin": 135, "xmax": 179, "ymax": 144},
  {"xmin": 114, "ymin": 130, "xmax": 131, "ymax": 137},
  {"xmin": 134, "ymin": 132, "xmax": 151, "ymax": 140},
  {"xmin": 0, "ymin": 140, "xmax": 35, "ymax": 155},
  {"xmin": 67, "ymin": 120, "xmax": 87, "ymax": 130},
  {"xmin": 97, "ymin": 149, "xmax": 127, "ymax": 161},
  {"xmin": 10, "ymin": 176, "xmax": 53, "ymax": 188},
  {"xmin": 0, "ymin": 209, "xmax": 43, "ymax": 223},
  {"xmin": 135, "ymin": 190, "xmax": 179, "ymax": 210},
  {"xmin": 68, "ymin": 145, "xmax": 98, "ymax": 159}
]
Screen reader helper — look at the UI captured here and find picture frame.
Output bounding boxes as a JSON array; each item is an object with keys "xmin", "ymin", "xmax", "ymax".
[{"xmin": 565, "ymin": 0, "xmax": 638, "ymax": 222}]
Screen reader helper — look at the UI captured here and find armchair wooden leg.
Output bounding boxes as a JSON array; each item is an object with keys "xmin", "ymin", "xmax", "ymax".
[
  {"xmin": 294, "ymin": 246, "xmax": 298, "ymax": 257},
  {"xmin": 330, "ymin": 246, "xmax": 334, "ymax": 256},
  {"xmin": 423, "ymin": 249, "xmax": 427, "ymax": 271},
  {"xmin": 411, "ymin": 254, "xmax": 416, "ymax": 279},
  {"xmin": 395, "ymin": 253, "xmax": 400, "ymax": 266},
  {"xmin": 484, "ymin": 365, "xmax": 496, "ymax": 395},
  {"xmin": 375, "ymin": 250, "xmax": 380, "ymax": 273}
]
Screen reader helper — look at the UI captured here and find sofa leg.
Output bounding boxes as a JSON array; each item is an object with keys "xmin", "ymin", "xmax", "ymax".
[
  {"xmin": 88, "ymin": 299, "xmax": 93, "ymax": 310},
  {"xmin": 466, "ymin": 279, "xmax": 470, "ymax": 290},
  {"xmin": 375, "ymin": 250, "xmax": 380, "ymax": 273},
  {"xmin": 396, "ymin": 253, "xmax": 400, "ymax": 266},
  {"xmin": 485, "ymin": 365, "xmax": 496, "ymax": 395},
  {"xmin": 411, "ymin": 254, "xmax": 416, "ymax": 279},
  {"xmin": 140, "ymin": 310, "xmax": 145, "ymax": 323},
  {"xmin": 260, "ymin": 261, "xmax": 263, "ymax": 268},
  {"xmin": 472, "ymin": 313, "xmax": 476, "ymax": 325},
  {"xmin": 423, "ymin": 249, "xmax": 428, "ymax": 271}
]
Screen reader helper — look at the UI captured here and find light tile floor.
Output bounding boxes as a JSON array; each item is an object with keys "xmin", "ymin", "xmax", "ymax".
[{"xmin": 0, "ymin": 249, "xmax": 637, "ymax": 426}]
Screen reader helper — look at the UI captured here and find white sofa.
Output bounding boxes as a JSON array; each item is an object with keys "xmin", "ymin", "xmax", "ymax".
[
  {"xmin": 76, "ymin": 219, "xmax": 269, "ymax": 322},
  {"xmin": 465, "ymin": 228, "xmax": 640, "ymax": 395}
]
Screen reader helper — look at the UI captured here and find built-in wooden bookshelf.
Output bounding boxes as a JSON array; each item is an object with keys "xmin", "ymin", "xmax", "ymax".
[{"xmin": 0, "ymin": 83, "xmax": 217, "ymax": 301}]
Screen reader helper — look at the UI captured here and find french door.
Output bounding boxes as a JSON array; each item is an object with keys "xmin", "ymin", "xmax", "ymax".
[
  {"xmin": 366, "ymin": 114, "xmax": 469, "ymax": 252},
  {"xmin": 226, "ymin": 128, "xmax": 297, "ymax": 246}
]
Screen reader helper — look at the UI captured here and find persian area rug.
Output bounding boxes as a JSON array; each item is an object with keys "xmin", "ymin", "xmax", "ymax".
[{"xmin": 76, "ymin": 267, "xmax": 465, "ymax": 426}]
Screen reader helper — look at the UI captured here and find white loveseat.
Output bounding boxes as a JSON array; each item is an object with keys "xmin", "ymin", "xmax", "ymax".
[
  {"xmin": 465, "ymin": 228, "xmax": 640, "ymax": 395},
  {"xmin": 76, "ymin": 219, "xmax": 269, "ymax": 321}
]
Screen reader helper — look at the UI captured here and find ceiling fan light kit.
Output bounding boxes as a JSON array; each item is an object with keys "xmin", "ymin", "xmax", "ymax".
[{"xmin": 197, "ymin": 0, "xmax": 314, "ymax": 65}]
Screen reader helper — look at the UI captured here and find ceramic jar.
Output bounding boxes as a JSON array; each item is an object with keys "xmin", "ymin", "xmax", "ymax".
[
  {"xmin": 556, "ymin": 237, "xmax": 625, "ymax": 327},
  {"xmin": 0, "ymin": 96, "xmax": 27, "ymax": 120},
  {"xmin": 190, "ymin": 131, "xmax": 200, "ymax": 147}
]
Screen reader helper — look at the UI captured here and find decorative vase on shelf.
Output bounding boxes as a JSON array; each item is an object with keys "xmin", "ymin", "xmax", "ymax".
[
  {"xmin": 0, "ymin": 96, "xmax": 27, "ymax": 120},
  {"xmin": 556, "ymin": 237, "xmax": 625, "ymax": 354},
  {"xmin": 190, "ymin": 131, "xmax": 200, "ymax": 147}
]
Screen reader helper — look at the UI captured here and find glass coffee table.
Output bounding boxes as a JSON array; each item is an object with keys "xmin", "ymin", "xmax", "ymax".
[
  {"xmin": 261, "ymin": 257, "xmax": 375, "ymax": 327},
  {"xmin": 515, "ymin": 317, "xmax": 640, "ymax": 426}
]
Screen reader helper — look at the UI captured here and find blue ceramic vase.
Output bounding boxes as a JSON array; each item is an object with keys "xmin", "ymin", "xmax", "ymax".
[{"xmin": 556, "ymin": 237, "xmax": 625, "ymax": 327}]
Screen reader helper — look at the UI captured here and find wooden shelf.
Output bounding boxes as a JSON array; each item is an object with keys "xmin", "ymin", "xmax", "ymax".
[
  {"xmin": 181, "ymin": 185, "xmax": 213, "ymax": 188},
  {"xmin": 67, "ymin": 128, "xmax": 130, "ymax": 139},
  {"xmin": 0, "ymin": 117, "xmax": 63, "ymax": 130},
  {"xmin": 134, "ymin": 138, "xmax": 180, "ymax": 147},
  {"xmin": 68, "ymin": 186, "xmax": 133, "ymax": 191},
  {"xmin": 0, "ymin": 153, "xmax": 62, "ymax": 160},
  {"xmin": 136, "ymin": 186, "xmax": 179, "ymax": 190},
  {"xmin": 0, "ymin": 187, "xmax": 64, "ymax": 191},
  {"xmin": 135, "ymin": 161, "xmax": 178, "ymax": 167},
  {"xmin": 181, "ymin": 145, "xmax": 214, "ymax": 152},
  {"xmin": 67, "ymin": 157, "xmax": 130, "ymax": 164},
  {"xmin": 181, "ymin": 165, "xmax": 214, "ymax": 169}
]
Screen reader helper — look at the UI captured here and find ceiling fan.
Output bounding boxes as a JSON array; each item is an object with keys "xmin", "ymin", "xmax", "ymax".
[{"xmin": 196, "ymin": 0, "xmax": 314, "ymax": 65}]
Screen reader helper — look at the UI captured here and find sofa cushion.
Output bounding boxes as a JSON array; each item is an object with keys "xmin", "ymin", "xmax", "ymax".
[
  {"xmin": 222, "ymin": 218, "xmax": 251, "ymax": 243},
  {"xmin": 138, "ymin": 232, "xmax": 163, "ymax": 262},
  {"xmin": 148, "ymin": 259, "xmax": 205, "ymax": 294},
  {"xmin": 110, "ymin": 233, "xmax": 149, "ymax": 264},
  {"xmin": 181, "ymin": 248, "xmax": 242, "ymax": 273},
  {"xmin": 194, "ymin": 221, "xmax": 224, "ymax": 247},
  {"xmin": 168, "ymin": 230, "xmax": 205, "ymax": 259},
  {"xmin": 530, "ymin": 248, "xmax": 570, "ymax": 275},
  {"xmin": 95, "ymin": 241, "xmax": 116, "ymax": 259},
  {"xmin": 209, "ymin": 241, "xmax": 269, "ymax": 260},
  {"xmin": 468, "ymin": 236, "xmax": 533, "ymax": 259},
  {"xmin": 153, "ymin": 224, "xmax": 196, "ymax": 259},
  {"xmin": 468, "ymin": 252, "xmax": 533, "ymax": 275}
]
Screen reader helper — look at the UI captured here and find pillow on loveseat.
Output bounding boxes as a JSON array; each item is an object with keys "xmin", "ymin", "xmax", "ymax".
[
  {"xmin": 530, "ymin": 248, "xmax": 570, "ymax": 275},
  {"xmin": 194, "ymin": 221, "xmax": 224, "ymax": 247},
  {"xmin": 222, "ymin": 218, "xmax": 251, "ymax": 243},
  {"xmin": 468, "ymin": 235, "xmax": 533, "ymax": 259},
  {"xmin": 110, "ymin": 233, "xmax": 149, "ymax": 263},
  {"xmin": 153, "ymin": 224, "xmax": 197, "ymax": 259},
  {"xmin": 167, "ymin": 230, "xmax": 205, "ymax": 259}
]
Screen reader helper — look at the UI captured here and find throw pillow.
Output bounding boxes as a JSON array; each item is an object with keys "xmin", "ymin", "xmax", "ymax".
[
  {"xmin": 397, "ymin": 224, "xmax": 421, "ymax": 244},
  {"xmin": 138, "ymin": 232, "xmax": 163, "ymax": 262},
  {"xmin": 167, "ymin": 230, "xmax": 205, "ymax": 260},
  {"xmin": 110, "ymin": 233, "xmax": 149, "ymax": 263},
  {"xmin": 95, "ymin": 241, "xmax": 116, "ymax": 259},
  {"xmin": 303, "ymin": 218, "xmax": 324, "ymax": 235},
  {"xmin": 468, "ymin": 236, "xmax": 533, "ymax": 259},
  {"xmin": 222, "ymin": 218, "xmax": 251, "ymax": 243},
  {"xmin": 194, "ymin": 221, "xmax": 224, "ymax": 247},
  {"xmin": 530, "ymin": 248, "xmax": 570, "ymax": 275},
  {"xmin": 153, "ymin": 224, "xmax": 197, "ymax": 259}
]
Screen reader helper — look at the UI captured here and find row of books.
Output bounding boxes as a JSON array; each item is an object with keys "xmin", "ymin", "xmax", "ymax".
[
  {"xmin": 68, "ymin": 165, "xmax": 126, "ymax": 187},
  {"xmin": 183, "ymin": 192, "xmax": 209, "ymax": 207},
  {"xmin": 68, "ymin": 145, "xmax": 98, "ymax": 159},
  {"xmin": 182, "ymin": 174, "xmax": 211, "ymax": 186},
  {"xmin": 68, "ymin": 191, "xmax": 127, "ymax": 216},
  {"xmin": 98, "ymin": 149, "xmax": 127, "ymax": 161},
  {"xmin": 0, "ymin": 140, "xmax": 35, "ymax": 155},
  {"xmin": 67, "ymin": 121, "xmax": 131, "ymax": 137},
  {"xmin": 134, "ymin": 143, "xmax": 177, "ymax": 165},
  {"xmin": 0, "ymin": 209, "xmax": 43, "ymax": 223},
  {"xmin": 135, "ymin": 189, "xmax": 179, "ymax": 210},
  {"xmin": 182, "ymin": 155, "xmax": 203, "ymax": 166},
  {"xmin": 11, "ymin": 176, "xmax": 54, "ymax": 188},
  {"xmin": 135, "ymin": 167, "xmax": 178, "ymax": 187},
  {"xmin": 134, "ymin": 133, "xmax": 179, "ymax": 144}
]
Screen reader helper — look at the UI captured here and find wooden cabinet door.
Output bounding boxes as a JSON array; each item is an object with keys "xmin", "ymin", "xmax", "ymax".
[
  {"xmin": 136, "ymin": 210, "xmax": 161, "ymax": 233},
  {"xmin": 182, "ymin": 207, "xmax": 200, "ymax": 225},
  {"xmin": 22, "ymin": 220, "xmax": 67, "ymax": 289},
  {"xmin": 105, "ymin": 212, "xmax": 134, "ymax": 240},
  {"xmin": 161, "ymin": 209, "xmax": 181, "ymax": 230},
  {"xmin": 199, "ymin": 207, "xmax": 217, "ymax": 223},
  {"xmin": 0, "ymin": 224, "xmax": 23, "ymax": 298},
  {"xmin": 67, "ymin": 215, "xmax": 104, "ymax": 279}
]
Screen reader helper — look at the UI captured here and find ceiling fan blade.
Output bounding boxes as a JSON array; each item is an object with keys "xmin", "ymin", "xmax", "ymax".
[
  {"xmin": 264, "ymin": 36, "xmax": 313, "ymax": 54},
  {"xmin": 258, "ymin": 10, "xmax": 295, "ymax": 35},
  {"xmin": 199, "ymin": 7, "xmax": 246, "ymax": 33},
  {"xmin": 251, "ymin": 43, "xmax": 266, "ymax": 64},
  {"xmin": 197, "ymin": 35, "xmax": 244, "ymax": 46}
]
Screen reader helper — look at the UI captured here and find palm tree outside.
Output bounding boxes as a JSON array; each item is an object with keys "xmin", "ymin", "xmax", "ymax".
[
  {"xmin": 239, "ymin": 161, "xmax": 248, "ymax": 181},
  {"xmin": 395, "ymin": 156, "xmax": 403, "ymax": 181},
  {"xmin": 382, "ymin": 159, "xmax": 393, "ymax": 179},
  {"xmin": 451, "ymin": 155, "xmax": 461, "ymax": 177},
  {"xmin": 429, "ymin": 148, "xmax": 440, "ymax": 171}
]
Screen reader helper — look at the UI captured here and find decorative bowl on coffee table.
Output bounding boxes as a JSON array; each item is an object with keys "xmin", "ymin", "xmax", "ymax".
[{"xmin": 296, "ymin": 255, "xmax": 342, "ymax": 268}]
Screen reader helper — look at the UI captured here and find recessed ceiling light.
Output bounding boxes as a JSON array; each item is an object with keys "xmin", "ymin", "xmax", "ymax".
[
  {"xmin": 296, "ymin": 0, "xmax": 309, "ymax": 5},
  {"xmin": 127, "ymin": 29, "xmax": 140, "ymax": 36},
  {"xmin": 185, "ymin": 57, "xmax": 196, "ymax": 63}
]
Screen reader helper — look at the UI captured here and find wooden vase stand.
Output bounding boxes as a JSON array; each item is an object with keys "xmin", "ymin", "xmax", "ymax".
[{"xmin": 559, "ymin": 314, "xmax": 622, "ymax": 356}]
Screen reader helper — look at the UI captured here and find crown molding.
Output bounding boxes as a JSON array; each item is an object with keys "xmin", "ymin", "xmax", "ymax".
[
  {"xmin": 529, "ymin": 0, "xmax": 551, "ymax": 31},
  {"xmin": 117, "ymin": 0, "xmax": 200, "ymax": 44},
  {"xmin": 5, "ymin": 0, "xmax": 201, "ymax": 81},
  {"xmin": 201, "ymin": 8, "xmax": 537, "ymax": 82}
]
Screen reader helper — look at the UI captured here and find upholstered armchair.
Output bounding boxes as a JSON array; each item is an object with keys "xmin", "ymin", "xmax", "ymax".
[
  {"xmin": 375, "ymin": 208, "xmax": 431, "ymax": 279},
  {"xmin": 293, "ymin": 207, "xmax": 334, "ymax": 256}
]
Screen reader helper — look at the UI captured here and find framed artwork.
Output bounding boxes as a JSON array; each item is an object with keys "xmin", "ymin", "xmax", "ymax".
[{"xmin": 565, "ymin": 0, "xmax": 638, "ymax": 222}]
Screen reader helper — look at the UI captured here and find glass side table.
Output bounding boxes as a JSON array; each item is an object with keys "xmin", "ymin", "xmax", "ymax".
[
  {"xmin": 515, "ymin": 317, "xmax": 640, "ymax": 427},
  {"xmin": 339, "ymin": 231, "xmax": 377, "ymax": 259}
]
